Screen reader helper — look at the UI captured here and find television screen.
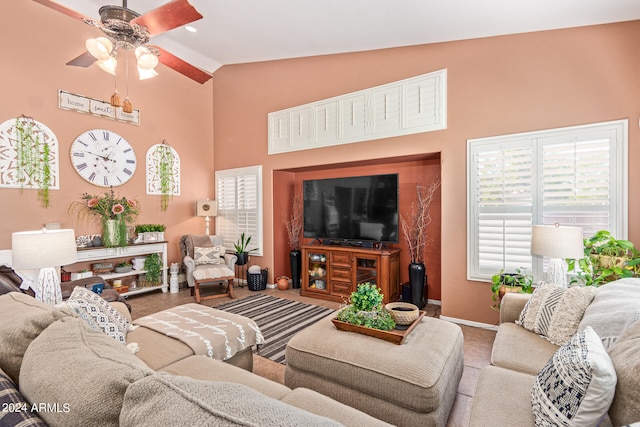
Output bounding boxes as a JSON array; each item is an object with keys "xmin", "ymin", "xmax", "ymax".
[{"xmin": 303, "ymin": 174, "xmax": 399, "ymax": 243}]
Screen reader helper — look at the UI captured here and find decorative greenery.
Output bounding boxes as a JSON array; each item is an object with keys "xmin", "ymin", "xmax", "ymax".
[
  {"xmin": 490, "ymin": 268, "xmax": 533, "ymax": 310},
  {"xmin": 400, "ymin": 177, "xmax": 441, "ymax": 264},
  {"xmin": 117, "ymin": 262, "xmax": 131, "ymax": 268},
  {"xmin": 15, "ymin": 115, "xmax": 52, "ymax": 208},
  {"xmin": 143, "ymin": 253, "xmax": 162, "ymax": 284},
  {"xmin": 336, "ymin": 283, "xmax": 396, "ymax": 331},
  {"xmin": 568, "ymin": 230, "xmax": 640, "ymax": 286},
  {"xmin": 285, "ymin": 190, "xmax": 303, "ymax": 251},
  {"xmin": 135, "ymin": 224, "xmax": 166, "ymax": 233},
  {"xmin": 156, "ymin": 141, "xmax": 176, "ymax": 212},
  {"xmin": 234, "ymin": 232, "xmax": 258, "ymax": 254}
]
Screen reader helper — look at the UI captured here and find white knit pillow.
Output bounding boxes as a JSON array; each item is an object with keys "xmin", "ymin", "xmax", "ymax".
[
  {"xmin": 194, "ymin": 246, "xmax": 225, "ymax": 265},
  {"xmin": 531, "ymin": 326, "xmax": 617, "ymax": 427}
]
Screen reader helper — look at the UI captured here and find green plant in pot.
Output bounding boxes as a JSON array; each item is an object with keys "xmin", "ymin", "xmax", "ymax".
[
  {"xmin": 490, "ymin": 268, "xmax": 533, "ymax": 311},
  {"xmin": 234, "ymin": 232, "xmax": 258, "ymax": 266},
  {"xmin": 568, "ymin": 230, "xmax": 640, "ymax": 286},
  {"xmin": 336, "ymin": 283, "xmax": 396, "ymax": 331},
  {"xmin": 143, "ymin": 253, "xmax": 162, "ymax": 285}
]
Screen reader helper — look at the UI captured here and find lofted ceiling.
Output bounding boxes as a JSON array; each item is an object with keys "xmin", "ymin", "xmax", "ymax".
[{"xmin": 40, "ymin": 0, "xmax": 640, "ymax": 78}]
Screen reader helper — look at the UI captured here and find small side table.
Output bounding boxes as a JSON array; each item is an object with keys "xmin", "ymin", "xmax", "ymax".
[{"xmin": 235, "ymin": 262, "xmax": 248, "ymax": 288}]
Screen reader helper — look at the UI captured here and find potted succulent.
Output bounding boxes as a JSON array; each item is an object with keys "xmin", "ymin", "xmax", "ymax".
[
  {"xmin": 490, "ymin": 268, "xmax": 533, "ymax": 311},
  {"xmin": 568, "ymin": 230, "xmax": 640, "ymax": 286},
  {"xmin": 234, "ymin": 232, "xmax": 258, "ymax": 266},
  {"xmin": 335, "ymin": 283, "xmax": 396, "ymax": 331}
]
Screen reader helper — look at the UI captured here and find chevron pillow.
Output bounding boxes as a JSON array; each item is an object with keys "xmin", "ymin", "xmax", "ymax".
[
  {"xmin": 517, "ymin": 283, "xmax": 597, "ymax": 345},
  {"xmin": 194, "ymin": 246, "xmax": 225, "ymax": 265}
]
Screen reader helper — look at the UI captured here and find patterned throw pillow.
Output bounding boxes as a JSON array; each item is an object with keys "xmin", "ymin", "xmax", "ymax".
[
  {"xmin": 516, "ymin": 283, "xmax": 597, "ymax": 345},
  {"xmin": 194, "ymin": 246, "xmax": 225, "ymax": 265},
  {"xmin": 62, "ymin": 286, "xmax": 130, "ymax": 345},
  {"xmin": 531, "ymin": 326, "xmax": 617, "ymax": 427},
  {"xmin": 0, "ymin": 368, "xmax": 47, "ymax": 426}
]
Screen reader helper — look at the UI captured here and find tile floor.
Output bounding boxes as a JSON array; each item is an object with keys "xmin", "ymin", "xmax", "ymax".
[{"xmin": 124, "ymin": 283, "xmax": 496, "ymax": 426}]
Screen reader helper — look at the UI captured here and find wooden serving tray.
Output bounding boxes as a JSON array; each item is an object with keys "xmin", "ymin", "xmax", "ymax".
[{"xmin": 331, "ymin": 311, "xmax": 426, "ymax": 345}]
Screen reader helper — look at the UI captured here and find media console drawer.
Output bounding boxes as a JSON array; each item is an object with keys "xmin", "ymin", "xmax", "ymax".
[{"xmin": 331, "ymin": 251, "xmax": 351, "ymax": 265}]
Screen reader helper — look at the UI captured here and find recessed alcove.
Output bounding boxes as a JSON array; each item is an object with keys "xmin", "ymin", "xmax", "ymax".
[{"xmin": 273, "ymin": 153, "xmax": 442, "ymax": 302}]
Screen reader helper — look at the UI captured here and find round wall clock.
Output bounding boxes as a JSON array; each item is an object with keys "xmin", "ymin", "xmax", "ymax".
[{"xmin": 70, "ymin": 129, "xmax": 137, "ymax": 187}]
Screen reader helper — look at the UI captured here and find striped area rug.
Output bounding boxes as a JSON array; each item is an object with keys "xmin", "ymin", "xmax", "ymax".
[{"xmin": 215, "ymin": 294, "xmax": 335, "ymax": 364}]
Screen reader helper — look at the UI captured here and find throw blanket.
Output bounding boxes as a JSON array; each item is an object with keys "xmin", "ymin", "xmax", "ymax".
[{"xmin": 134, "ymin": 304, "xmax": 264, "ymax": 361}]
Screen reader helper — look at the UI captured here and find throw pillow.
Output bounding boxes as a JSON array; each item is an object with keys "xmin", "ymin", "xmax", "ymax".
[
  {"xmin": 578, "ymin": 278, "xmax": 640, "ymax": 350},
  {"xmin": 194, "ymin": 245, "xmax": 225, "ymax": 265},
  {"xmin": 0, "ymin": 367, "xmax": 47, "ymax": 426},
  {"xmin": 19, "ymin": 317, "xmax": 153, "ymax": 427},
  {"xmin": 607, "ymin": 319, "xmax": 640, "ymax": 426},
  {"xmin": 120, "ymin": 373, "xmax": 342, "ymax": 427},
  {"xmin": 62, "ymin": 286, "xmax": 130, "ymax": 345},
  {"xmin": 531, "ymin": 326, "xmax": 617, "ymax": 427},
  {"xmin": 516, "ymin": 283, "xmax": 597, "ymax": 345}
]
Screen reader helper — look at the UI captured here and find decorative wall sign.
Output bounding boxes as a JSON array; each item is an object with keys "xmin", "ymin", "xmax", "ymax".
[
  {"xmin": 0, "ymin": 117, "xmax": 60, "ymax": 191},
  {"xmin": 146, "ymin": 142, "xmax": 180, "ymax": 211},
  {"xmin": 58, "ymin": 90, "xmax": 140, "ymax": 125}
]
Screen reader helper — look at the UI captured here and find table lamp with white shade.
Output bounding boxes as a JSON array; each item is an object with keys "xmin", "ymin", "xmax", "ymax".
[
  {"xmin": 11, "ymin": 229, "xmax": 78, "ymax": 305},
  {"xmin": 530, "ymin": 224, "xmax": 584, "ymax": 287}
]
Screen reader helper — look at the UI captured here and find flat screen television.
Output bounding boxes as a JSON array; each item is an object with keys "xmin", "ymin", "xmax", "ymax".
[{"xmin": 303, "ymin": 173, "xmax": 399, "ymax": 244}]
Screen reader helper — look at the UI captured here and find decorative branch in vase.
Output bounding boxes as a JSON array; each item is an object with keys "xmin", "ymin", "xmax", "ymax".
[
  {"xmin": 284, "ymin": 191, "xmax": 303, "ymax": 288},
  {"xmin": 400, "ymin": 177, "xmax": 441, "ymax": 308}
]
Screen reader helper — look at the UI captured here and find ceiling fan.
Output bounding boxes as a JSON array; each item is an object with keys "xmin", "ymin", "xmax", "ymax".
[{"xmin": 33, "ymin": 0, "xmax": 212, "ymax": 84}]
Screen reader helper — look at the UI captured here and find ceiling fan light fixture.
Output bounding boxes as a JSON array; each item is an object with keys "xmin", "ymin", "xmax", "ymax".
[
  {"xmin": 138, "ymin": 66, "xmax": 159, "ymax": 80},
  {"xmin": 135, "ymin": 46, "xmax": 159, "ymax": 70},
  {"xmin": 96, "ymin": 56, "xmax": 117, "ymax": 75},
  {"xmin": 86, "ymin": 37, "xmax": 113, "ymax": 60}
]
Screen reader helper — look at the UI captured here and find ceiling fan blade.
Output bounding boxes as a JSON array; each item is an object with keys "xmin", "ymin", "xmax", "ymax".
[
  {"xmin": 32, "ymin": 0, "xmax": 91, "ymax": 21},
  {"xmin": 154, "ymin": 46, "xmax": 212, "ymax": 84},
  {"xmin": 131, "ymin": 0, "xmax": 203, "ymax": 37},
  {"xmin": 66, "ymin": 51, "xmax": 97, "ymax": 67}
]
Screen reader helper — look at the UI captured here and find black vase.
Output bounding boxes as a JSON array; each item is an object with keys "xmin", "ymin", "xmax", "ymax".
[
  {"xmin": 236, "ymin": 252, "xmax": 248, "ymax": 266},
  {"xmin": 290, "ymin": 250, "xmax": 302, "ymax": 289},
  {"xmin": 409, "ymin": 262, "xmax": 427, "ymax": 309}
]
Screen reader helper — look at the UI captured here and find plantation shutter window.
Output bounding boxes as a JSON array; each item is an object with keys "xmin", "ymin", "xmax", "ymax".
[
  {"xmin": 468, "ymin": 120, "xmax": 627, "ymax": 282},
  {"xmin": 215, "ymin": 166, "xmax": 263, "ymax": 256}
]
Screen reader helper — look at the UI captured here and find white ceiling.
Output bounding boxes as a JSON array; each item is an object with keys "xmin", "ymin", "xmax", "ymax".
[{"xmin": 48, "ymin": 0, "xmax": 640, "ymax": 75}]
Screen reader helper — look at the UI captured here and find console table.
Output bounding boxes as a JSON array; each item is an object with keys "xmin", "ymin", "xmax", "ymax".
[{"xmin": 74, "ymin": 242, "xmax": 168, "ymax": 297}]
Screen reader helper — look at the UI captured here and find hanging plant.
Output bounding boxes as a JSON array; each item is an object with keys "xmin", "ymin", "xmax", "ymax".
[
  {"xmin": 156, "ymin": 141, "xmax": 175, "ymax": 211},
  {"xmin": 14, "ymin": 115, "xmax": 52, "ymax": 207}
]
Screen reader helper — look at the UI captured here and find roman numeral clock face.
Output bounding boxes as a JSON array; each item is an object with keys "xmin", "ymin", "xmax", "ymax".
[{"xmin": 70, "ymin": 129, "xmax": 137, "ymax": 187}]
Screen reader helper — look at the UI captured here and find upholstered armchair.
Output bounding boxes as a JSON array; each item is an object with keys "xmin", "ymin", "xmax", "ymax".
[{"xmin": 179, "ymin": 235, "xmax": 237, "ymax": 302}]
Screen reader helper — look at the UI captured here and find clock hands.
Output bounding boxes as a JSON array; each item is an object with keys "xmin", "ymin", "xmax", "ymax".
[{"xmin": 86, "ymin": 151, "xmax": 116, "ymax": 163}]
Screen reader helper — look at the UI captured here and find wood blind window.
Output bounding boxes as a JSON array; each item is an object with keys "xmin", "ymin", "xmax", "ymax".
[
  {"xmin": 215, "ymin": 166, "xmax": 263, "ymax": 256},
  {"xmin": 468, "ymin": 120, "xmax": 627, "ymax": 281}
]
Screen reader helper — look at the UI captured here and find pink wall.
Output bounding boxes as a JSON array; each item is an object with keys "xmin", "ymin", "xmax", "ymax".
[
  {"xmin": 0, "ymin": 2, "xmax": 214, "ymax": 266},
  {"xmin": 212, "ymin": 21, "xmax": 640, "ymax": 325}
]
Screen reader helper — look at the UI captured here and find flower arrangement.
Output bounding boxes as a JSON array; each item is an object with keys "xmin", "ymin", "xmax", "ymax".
[
  {"xmin": 69, "ymin": 190, "xmax": 140, "ymax": 247},
  {"xmin": 400, "ymin": 177, "xmax": 441, "ymax": 264}
]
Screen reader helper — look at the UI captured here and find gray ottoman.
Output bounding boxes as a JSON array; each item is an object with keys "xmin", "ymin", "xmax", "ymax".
[{"xmin": 285, "ymin": 314, "xmax": 464, "ymax": 427}]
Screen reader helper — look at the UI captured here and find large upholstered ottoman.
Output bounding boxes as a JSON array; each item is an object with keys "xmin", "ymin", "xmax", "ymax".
[{"xmin": 285, "ymin": 314, "xmax": 464, "ymax": 427}]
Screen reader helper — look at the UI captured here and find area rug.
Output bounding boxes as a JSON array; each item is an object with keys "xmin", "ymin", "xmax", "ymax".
[{"xmin": 215, "ymin": 294, "xmax": 335, "ymax": 364}]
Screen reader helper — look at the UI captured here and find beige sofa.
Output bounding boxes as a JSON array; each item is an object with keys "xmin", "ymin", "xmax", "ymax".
[
  {"xmin": 469, "ymin": 281, "xmax": 640, "ymax": 427},
  {"xmin": 0, "ymin": 292, "xmax": 391, "ymax": 427}
]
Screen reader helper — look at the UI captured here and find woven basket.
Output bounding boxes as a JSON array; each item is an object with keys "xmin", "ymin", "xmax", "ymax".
[
  {"xmin": 385, "ymin": 302, "xmax": 419, "ymax": 325},
  {"xmin": 92, "ymin": 262, "xmax": 113, "ymax": 274},
  {"xmin": 247, "ymin": 268, "xmax": 268, "ymax": 291}
]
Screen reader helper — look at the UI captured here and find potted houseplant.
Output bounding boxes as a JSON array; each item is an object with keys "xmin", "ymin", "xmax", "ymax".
[
  {"xmin": 135, "ymin": 224, "xmax": 166, "ymax": 242},
  {"xmin": 400, "ymin": 178, "xmax": 441, "ymax": 308},
  {"xmin": 568, "ymin": 230, "xmax": 640, "ymax": 286},
  {"xmin": 234, "ymin": 232, "xmax": 258, "ymax": 266},
  {"xmin": 336, "ymin": 283, "xmax": 396, "ymax": 331},
  {"xmin": 490, "ymin": 268, "xmax": 533, "ymax": 311},
  {"xmin": 68, "ymin": 190, "xmax": 140, "ymax": 248},
  {"xmin": 285, "ymin": 191, "xmax": 303, "ymax": 288},
  {"xmin": 143, "ymin": 253, "xmax": 162, "ymax": 285}
]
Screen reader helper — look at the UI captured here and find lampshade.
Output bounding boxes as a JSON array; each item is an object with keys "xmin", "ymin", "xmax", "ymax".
[
  {"xmin": 86, "ymin": 37, "xmax": 113, "ymax": 61},
  {"xmin": 138, "ymin": 66, "xmax": 159, "ymax": 80},
  {"xmin": 531, "ymin": 224, "xmax": 584, "ymax": 260},
  {"xmin": 12, "ymin": 229, "xmax": 78, "ymax": 270},
  {"xmin": 135, "ymin": 46, "xmax": 159, "ymax": 70},
  {"xmin": 96, "ymin": 56, "xmax": 117, "ymax": 75},
  {"xmin": 196, "ymin": 200, "xmax": 217, "ymax": 217}
]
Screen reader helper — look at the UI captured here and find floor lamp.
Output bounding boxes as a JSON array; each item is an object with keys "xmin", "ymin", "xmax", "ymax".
[
  {"xmin": 530, "ymin": 224, "xmax": 584, "ymax": 287},
  {"xmin": 12, "ymin": 229, "xmax": 78, "ymax": 305},
  {"xmin": 196, "ymin": 200, "xmax": 217, "ymax": 235}
]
